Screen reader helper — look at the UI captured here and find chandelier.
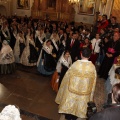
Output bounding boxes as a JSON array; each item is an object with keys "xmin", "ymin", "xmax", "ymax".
[{"xmin": 69, "ymin": 0, "xmax": 80, "ymax": 4}]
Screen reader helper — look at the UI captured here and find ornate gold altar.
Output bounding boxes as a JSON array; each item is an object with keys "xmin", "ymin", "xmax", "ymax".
[{"xmin": 31, "ymin": 0, "xmax": 75, "ymax": 21}]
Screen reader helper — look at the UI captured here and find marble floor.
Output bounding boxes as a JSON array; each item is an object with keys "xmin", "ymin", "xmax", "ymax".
[{"xmin": 0, "ymin": 66, "xmax": 106, "ymax": 120}]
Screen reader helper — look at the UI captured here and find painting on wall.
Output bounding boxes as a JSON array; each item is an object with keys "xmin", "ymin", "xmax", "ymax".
[
  {"xmin": 79, "ymin": 0, "xmax": 96, "ymax": 15},
  {"xmin": 17, "ymin": 0, "xmax": 30, "ymax": 9}
]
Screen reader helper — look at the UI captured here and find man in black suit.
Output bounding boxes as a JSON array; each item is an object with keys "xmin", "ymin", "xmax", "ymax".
[
  {"xmin": 90, "ymin": 83, "xmax": 120, "ymax": 120},
  {"xmin": 58, "ymin": 29, "xmax": 64, "ymax": 45},
  {"xmin": 66, "ymin": 32, "xmax": 80, "ymax": 62}
]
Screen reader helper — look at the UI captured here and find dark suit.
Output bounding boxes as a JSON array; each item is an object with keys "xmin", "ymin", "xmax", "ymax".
[
  {"xmin": 58, "ymin": 34, "xmax": 64, "ymax": 46},
  {"xmin": 59, "ymin": 34, "xmax": 64, "ymax": 42},
  {"xmin": 66, "ymin": 38, "xmax": 80, "ymax": 62},
  {"xmin": 90, "ymin": 104, "xmax": 120, "ymax": 120}
]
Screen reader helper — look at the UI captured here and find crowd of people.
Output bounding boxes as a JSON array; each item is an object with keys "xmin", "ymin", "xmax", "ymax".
[{"xmin": 0, "ymin": 13, "xmax": 120, "ymax": 120}]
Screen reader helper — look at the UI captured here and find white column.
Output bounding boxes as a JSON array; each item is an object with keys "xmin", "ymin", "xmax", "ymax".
[
  {"xmin": 104, "ymin": 0, "xmax": 114, "ymax": 18},
  {"xmin": 99, "ymin": 0, "xmax": 114, "ymax": 18},
  {"xmin": 99, "ymin": 2, "xmax": 106, "ymax": 15}
]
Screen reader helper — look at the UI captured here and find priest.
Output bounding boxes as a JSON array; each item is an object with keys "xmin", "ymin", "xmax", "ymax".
[{"xmin": 55, "ymin": 47, "xmax": 97, "ymax": 120}]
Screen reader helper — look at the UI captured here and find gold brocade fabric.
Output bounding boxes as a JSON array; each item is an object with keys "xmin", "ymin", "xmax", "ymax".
[{"xmin": 55, "ymin": 60, "xmax": 97, "ymax": 118}]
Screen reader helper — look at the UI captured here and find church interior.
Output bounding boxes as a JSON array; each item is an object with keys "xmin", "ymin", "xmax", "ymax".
[{"xmin": 0, "ymin": 0, "xmax": 120, "ymax": 120}]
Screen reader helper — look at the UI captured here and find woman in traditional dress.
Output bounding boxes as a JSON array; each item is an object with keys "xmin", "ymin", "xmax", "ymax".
[
  {"xmin": 37, "ymin": 39, "xmax": 56, "ymax": 75},
  {"xmin": 35, "ymin": 28, "xmax": 46, "ymax": 54},
  {"xmin": 14, "ymin": 31, "xmax": 25, "ymax": 63},
  {"xmin": 10, "ymin": 25, "xmax": 18, "ymax": 49},
  {"xmin": 50, "ymin": 31, "xmax": 60, "ymax": 60},
  {"xmin": 25, "ymin": 27, "xmax": 33, "ymax": 40},
  {"xmin": 0, "ymin": 40, "xmax": 15, "ymax": 74},
  {"xmin": 20, "ymin": 33, "xmax": 38, "ymax": 66},
  {"xmin": 1, "ymin": 22, "xmax": 11, "ymax": 43},
  {"xmin": 58, "ymin": 33, "xmax": 67, "ymax": 59},
  {"xmin": 51, "ymin": 50, "xmax": 72, "ymax": 92}
]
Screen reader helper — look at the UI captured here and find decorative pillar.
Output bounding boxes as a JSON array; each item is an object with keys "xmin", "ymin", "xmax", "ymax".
[
  {"xmin": 56, "ymin": 0, "xmax": 61, "ymax": 12},
  {"xmin": 112, "ymin": 0, "xmax": 120, "ymax": 22},
  {"xmin": 104, "ymin": 0, "xmax": 114, "ymax": 18},
  {"xmin": 41, "ymin": 0, "xmax": 47, "ymax": 11},
  {"xmin": 61, "ymin": 0, "xmax": 69, "ymax": 13},
  {"xmin": 32, "ymin": 0, "xmax": 40, "ymax": 10}
]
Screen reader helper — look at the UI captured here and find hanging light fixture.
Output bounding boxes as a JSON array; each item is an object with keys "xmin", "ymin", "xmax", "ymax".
[{"xmin": 69, "ymin": 0, "xmax": 80, "ymax": 4}]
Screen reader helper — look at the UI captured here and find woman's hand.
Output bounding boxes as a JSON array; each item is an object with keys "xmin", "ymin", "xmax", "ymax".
[
  {"xmin": 52, "ymin": 53, "xmax": 56, "ymax": 58},
  {"xmin": 83, "ymin": 45, "xmax": 87, "ymax": 47},
  {"xmin": 106, "ymin": 53, "xmax": 113, "ymax": 57}
]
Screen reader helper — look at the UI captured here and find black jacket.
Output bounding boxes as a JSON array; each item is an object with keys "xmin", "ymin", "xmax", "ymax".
[
  {"xmin": 66, "ymin": 38, "xmax": 80, "ymax": 62},
  {"xmin": 90, "ymin": 104, "xmax": 120, "ymax": 120}
]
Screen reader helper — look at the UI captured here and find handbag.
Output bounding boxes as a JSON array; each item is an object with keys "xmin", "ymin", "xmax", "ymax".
[{"xmin": 51, "ymin": 71, "xmax": 59, "ymax": 92}]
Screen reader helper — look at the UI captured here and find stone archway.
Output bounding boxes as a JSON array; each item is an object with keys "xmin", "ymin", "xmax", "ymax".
[{"xmin": 0, "ymin": 5, "xmax": 7, "ymax": 16}]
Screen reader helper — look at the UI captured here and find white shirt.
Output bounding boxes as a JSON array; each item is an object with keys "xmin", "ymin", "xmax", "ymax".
[{"xmin": 91, "ymin": 38, "xmax": 101, "ymax": 53}]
